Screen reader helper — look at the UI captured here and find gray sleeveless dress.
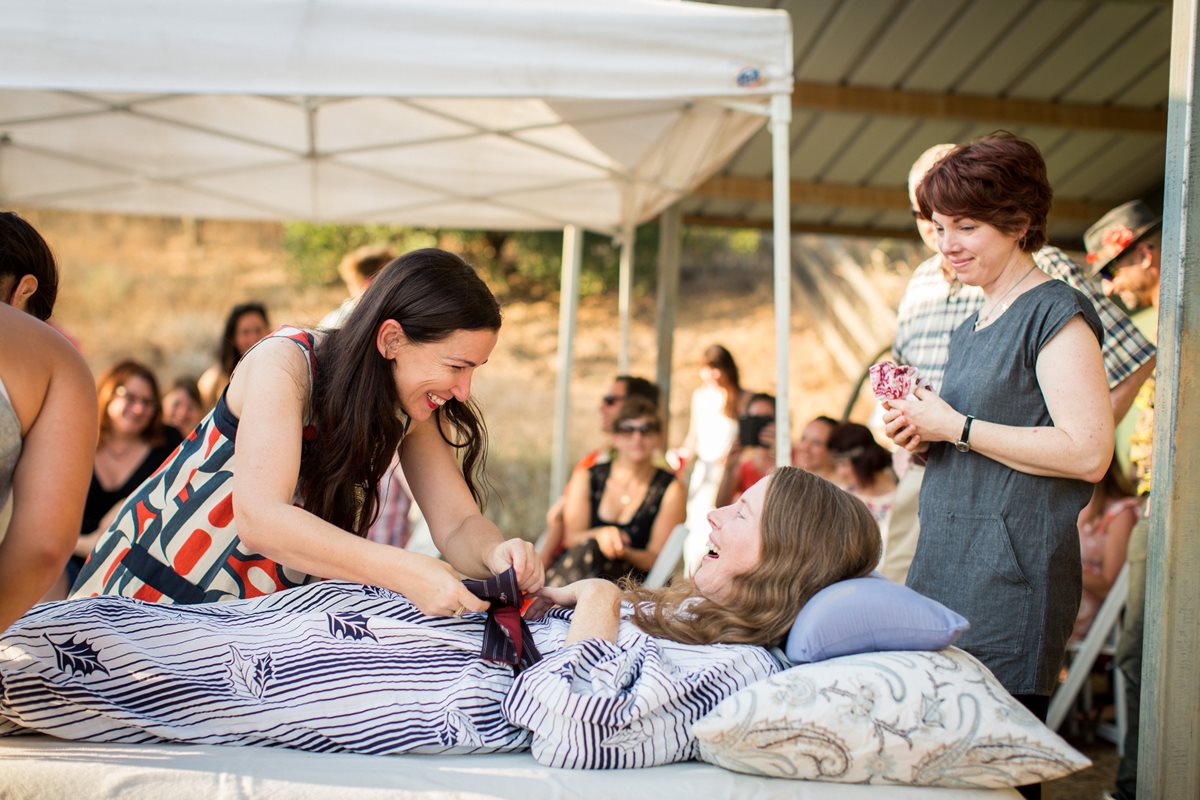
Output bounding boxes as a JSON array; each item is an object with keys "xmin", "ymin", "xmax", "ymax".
[
  {"xmin": 0, "ymin": 376, "xmax": 22, "ymax": 512},
  {"xmin": 907, "ymin": 280, "xmax": 1102, "ymax": 696}
]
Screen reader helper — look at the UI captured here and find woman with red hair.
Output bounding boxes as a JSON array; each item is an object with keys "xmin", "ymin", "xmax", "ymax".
[{"xmin": 883, "ymin": 133, "xmax": 1112, "ymax": 795}]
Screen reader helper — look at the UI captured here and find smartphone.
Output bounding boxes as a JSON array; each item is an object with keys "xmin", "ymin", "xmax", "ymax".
[{"xmin": 738, "ymin": 414, "xmax": 773, "ymax": 448}]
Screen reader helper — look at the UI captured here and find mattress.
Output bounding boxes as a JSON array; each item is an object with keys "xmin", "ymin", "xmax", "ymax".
[{"xmin": 0, "ymin": 735, "xmax": 1022, "ymax": 799}]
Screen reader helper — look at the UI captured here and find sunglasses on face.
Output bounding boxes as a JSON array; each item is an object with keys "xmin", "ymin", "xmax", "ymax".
[
  {"xmin": 615, "ymin": 421, "xmax": 660, "ymax": 436},
  {"xmin": 602, "ymin": 394, "xmax": 625, "ymax": 406}
]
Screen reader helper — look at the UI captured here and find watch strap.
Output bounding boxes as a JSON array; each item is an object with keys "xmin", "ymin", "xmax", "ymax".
[{"xmin": 957, "ymin": 415, "xmax": 975, "ymax": 450}]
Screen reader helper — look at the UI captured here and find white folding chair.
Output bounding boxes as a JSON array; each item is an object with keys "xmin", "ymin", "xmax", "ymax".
[
  {"xmin": 1047, "ymin": 562, "xmax": 1130, "ymax": 753},
  {"xmin": 644, "ymin": 524, "xmax": 689, "ymax": 589}
]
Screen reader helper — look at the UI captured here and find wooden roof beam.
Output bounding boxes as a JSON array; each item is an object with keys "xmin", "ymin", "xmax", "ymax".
[
  {"xmin": 694, "ymin": 176, "xmax": 1116, "ymax": 223},
  {"xmin": 792, "ymin": 82, "xmax": 1166, "ymax": 133}
]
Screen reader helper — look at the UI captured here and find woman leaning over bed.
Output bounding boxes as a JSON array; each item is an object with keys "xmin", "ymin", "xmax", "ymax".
[
  {"xmin": 882, "ymin": 133, "xmax": 1112, "ymax": 761},
  {"xmin": 70, "ymin": 248, "xmax": 541, "ymax": 616},
  {"xmin": 1, "ymin": 468, "xmax": 880, "ymax": 765}
]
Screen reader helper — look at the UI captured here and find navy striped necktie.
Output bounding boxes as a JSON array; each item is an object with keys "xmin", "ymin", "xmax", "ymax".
[{"xmin": 462, "ymin": 568, "xmax": 542, "ymax": 673}]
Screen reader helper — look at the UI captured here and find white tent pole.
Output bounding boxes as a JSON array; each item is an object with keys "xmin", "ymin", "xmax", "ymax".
[
  {"xmin": 618, "ymin": 222, "xmax": 635, "ymax": 374},
  {"xmin": 769, "ymin": 92, "xmax": 792, "ymax": 468},
  {"xmin": 655, "ymin": 205, "xmax": 682, "ymax": 441},
  {"xmin": 550, "ymin": 225, "xmax": 584, "ymax": 504}
]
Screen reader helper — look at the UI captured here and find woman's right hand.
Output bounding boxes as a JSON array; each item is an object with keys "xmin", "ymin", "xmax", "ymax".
[
  {"xmin": 594, "ymin": 526, "xmax": 629, "ymax": 559},
  {"xmin": 396, "ymin": 554, "xmax": 490, "ymax": 618}
]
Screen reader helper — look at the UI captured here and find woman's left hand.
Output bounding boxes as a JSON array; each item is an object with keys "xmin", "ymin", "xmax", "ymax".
[
  {"xmin": 486, "ymin": 537, "xmax": 545, "ymax": 593},
  {"xmin": 524, "ymin": 579, "xmax": 620, "ymax": 620},
  {"xmin": 883, "ymin": 387, "xmax": 964, "ymax": 452}
]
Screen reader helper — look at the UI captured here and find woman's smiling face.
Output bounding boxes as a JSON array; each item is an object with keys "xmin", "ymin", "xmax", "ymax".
[
  {"xmin": 693, "ymin": 476, "xmax": 769, "ymax": 602},
  {"xmin": 931, "ymin": 212, "xmax": 1023, "ymax": 288},
  {"xmin": 390, "ymin": 327, "xmax": 498, "ymax": 422}
]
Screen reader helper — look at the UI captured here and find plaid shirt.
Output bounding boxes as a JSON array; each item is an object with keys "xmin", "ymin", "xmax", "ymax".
[{"xmin": 893, "ymin": 245, "xmax": 1155, "ymax": 393}]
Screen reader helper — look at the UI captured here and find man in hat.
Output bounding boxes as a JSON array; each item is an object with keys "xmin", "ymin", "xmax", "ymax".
[
  {"xmin": 1087, "ymin": 200, "xmax": 1162, "ymax": 800},
  {"xmin": 881, "ymin": 145, "xmax": 1158, "ymax": 585}
]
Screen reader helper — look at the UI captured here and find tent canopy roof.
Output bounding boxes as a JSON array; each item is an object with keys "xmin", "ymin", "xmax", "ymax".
[{"xmin": 0, "ymin": 0, "xmax": 793, "ymax": 231}]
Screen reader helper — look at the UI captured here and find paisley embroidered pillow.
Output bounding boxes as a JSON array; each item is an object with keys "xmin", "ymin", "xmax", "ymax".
[{"xmin": 693, "ymin": 647, "xmax": 1090, "ymax": 789}]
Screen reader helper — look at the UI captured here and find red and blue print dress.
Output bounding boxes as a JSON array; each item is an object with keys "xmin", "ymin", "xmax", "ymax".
[{"xmin": 70, "ymin": 327, "xmax": 321, "ymax": 604}]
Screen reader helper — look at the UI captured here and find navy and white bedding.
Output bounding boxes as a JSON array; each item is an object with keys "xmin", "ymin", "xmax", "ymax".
[{"xmin": 0, "ymin": 581, "xmax": 779, "ymax": 768}]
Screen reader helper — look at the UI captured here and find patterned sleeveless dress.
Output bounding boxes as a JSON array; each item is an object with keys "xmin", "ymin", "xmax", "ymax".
[{"xmin": 70, "ymin": 327, "xmax": 321, "ymax": 604}]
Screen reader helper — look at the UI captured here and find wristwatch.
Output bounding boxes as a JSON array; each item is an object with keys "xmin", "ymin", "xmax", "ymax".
[{"xmin": 955, "ymin": 415, "xmax": 975, "ymax": 453}]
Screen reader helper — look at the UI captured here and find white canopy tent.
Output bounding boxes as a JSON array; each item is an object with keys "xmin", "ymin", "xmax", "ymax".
[{"xmin": 0, "ymin": 0, "xmax": 795, "ymax": 499}]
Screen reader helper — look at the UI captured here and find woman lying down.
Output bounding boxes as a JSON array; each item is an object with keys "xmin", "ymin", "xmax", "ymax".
[{"xmin": 0, "ymin": 468, "xmax": 880, "ymax": 769}]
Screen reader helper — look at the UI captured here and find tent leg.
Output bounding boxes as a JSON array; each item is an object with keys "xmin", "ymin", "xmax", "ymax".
[
  {"xmin": 1140, "ymin": 1, "xmax": 1200, "ymax": 796},
  {"xmin": 550, "ymin": 225, "xmax": 584, "ymax": 503},
  {"xmin": 655, "ymin": 205, "xmax": 681, "ymax": 441},
  {"xmin": 618, "ymin": 222, "xmax": 635, "ymax": 374},
  {"xmin": 770, "ymin": 92, "xmax": 792, "ymax": 467}
]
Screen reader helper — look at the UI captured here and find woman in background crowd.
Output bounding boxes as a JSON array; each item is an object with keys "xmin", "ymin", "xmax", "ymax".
[
  {"xmin": 547, "ymin": 396, "xmax": 684, "ymax": 586},
  {"xmin": 884, "ymin": 135, "xmax": 1111, "ymax": 797},
  {"xmin": 678, "ymin": 344, "xmax": 747, "ymax": 574},
  {"xmin": 198, "ymin": 302, "xmax": 270, "ymax": 409},
  {"xmin": 62, "ymin": 361, "xmax": 183, "ymax": 592},
  {"xmin": 161, "ymin": 375, "xmax": 203, "ymax": 435},
  {"xmin": 1071, "ymin": 460, "xmax": 1138, "ymax": 643},
  {"xmin": 70, "ymin": 249, "xmax": 541, "ymax": 616},
  {"xmin": 793, "ymin": 414, "xmax": 837, "ymax": 482},
  {"xmin": 0, "ymin": 212, "xmax": 95, "ymax": 630},
  {"xmin": 715, "ymin": 392, "xmax": 779, "ymax": 507},
  {"xmin": 827, "ymin": 422, "xmax": 897, "ymax": 547}
]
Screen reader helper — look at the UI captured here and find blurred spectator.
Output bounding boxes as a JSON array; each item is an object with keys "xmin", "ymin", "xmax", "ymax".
[
  {"xmin": 319, "ymin": 245, "xmax": 396, "ymax": 330},
  {"xmin": 546, "ymin": 396, "xmax": 684, "ymax": 587},
  {"xmin": 538, "ymin": 374, "xmax": 661, "ymax": 569},
  {"xmin": 715, "ymin": 392, "xmax": 779, "ymax": 507},
  {"xmin": 679, "ymin": 344, "xmax": 747, "ymax": 575},
  {"xmin": 793, "ymin": 414, "xmax": 837, "ymax": 482},
  {"xmin": 198, "ymin": 302, "xmax": 270, "ymax": 408},
  {"xmin": 828, "ymin": 422, "xmax": 896, "ymax": 546},
  {"xmin": 162, "ymin": 376, "xmax": 203, "ymax": 435},
  {"xmin": 0, "ymin": 212, "xmax": 95, "ymax": 629},
  {"xmin": 1071, "ymin": 460, "xmax": 1138, "ymax": 644},
  {"xmin": 1086, "ymin": 200, "xmax": 1162, "ymax": 800},
  {"xmin": 61, "ymin": 361, "xmax": 182, "ymax": 593}
]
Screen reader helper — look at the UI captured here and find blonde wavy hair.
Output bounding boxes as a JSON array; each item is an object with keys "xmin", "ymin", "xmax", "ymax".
[{"xmin": 624, "ymin": 466, "xmax": 881, "ymax": 646}]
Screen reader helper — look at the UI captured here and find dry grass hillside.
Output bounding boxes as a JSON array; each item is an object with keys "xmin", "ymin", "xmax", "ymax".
[{"xmin": 20, "ymin": 209, "xmax": 922, "ymax": 536}]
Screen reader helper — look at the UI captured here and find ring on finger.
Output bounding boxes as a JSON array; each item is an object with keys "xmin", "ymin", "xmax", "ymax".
[{"xmin": 452, "ymin": 604, "xmax": 467, "ymax": 618}]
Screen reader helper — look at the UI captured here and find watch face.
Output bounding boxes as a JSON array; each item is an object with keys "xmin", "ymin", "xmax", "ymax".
[{"xmin": 955, "ymin": 441, "xmax": 970, "ymax": 453}]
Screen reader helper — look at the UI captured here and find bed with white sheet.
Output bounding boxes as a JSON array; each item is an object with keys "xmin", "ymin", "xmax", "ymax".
[{"xmin": 0, "ymin": 735, "xmax": 1021, "ymax": 799}]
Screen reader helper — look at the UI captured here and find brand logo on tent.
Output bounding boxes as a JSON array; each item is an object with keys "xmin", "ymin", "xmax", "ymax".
[{"xmin": 737, "ymin": 67, "xmax": 765, "ymax": 88}]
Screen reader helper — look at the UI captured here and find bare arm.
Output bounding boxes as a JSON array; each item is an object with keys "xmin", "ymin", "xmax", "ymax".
[
  {"xmin": 401, "ymin": 417, "xmax": 542, "ymax": 593},
  {"xmin": 535, "ymin": 579, "xmax": 622, "ymax": 645},
  {"xmin": 621, "ymin": 479, "xmax": 686, "ymax": 572},
  {"xmin": 229, "ymin": 339, "xmax": 489, "ymax": 617},
  {"xmin": 885, "ymin": 316, "xmax": 1112, "ymax": 483},
  {"xmin": 0, "ymin": 327, "xmax": 97, "ymax": 630}
]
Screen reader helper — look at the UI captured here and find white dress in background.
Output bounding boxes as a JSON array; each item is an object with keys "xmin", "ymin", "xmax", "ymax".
[{"xmin": 681, "ymin": 384, "xmax": 738, "ymax": 575}]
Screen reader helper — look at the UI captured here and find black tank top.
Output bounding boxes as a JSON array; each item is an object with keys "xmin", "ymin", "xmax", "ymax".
[{"xmin": 587, "ymin": 462, "xmax": 675, "ymax": 550}]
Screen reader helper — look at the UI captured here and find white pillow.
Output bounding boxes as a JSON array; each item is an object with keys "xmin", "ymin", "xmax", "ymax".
[{"xmin": 693, "ymin": 647, "xmax": 1090, "ymax": 789}]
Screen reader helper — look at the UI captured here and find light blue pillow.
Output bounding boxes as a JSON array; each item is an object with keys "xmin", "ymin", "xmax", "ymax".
[{"xmin": 784, "ymin": 574, "xmax": 969, "ymax": 663}]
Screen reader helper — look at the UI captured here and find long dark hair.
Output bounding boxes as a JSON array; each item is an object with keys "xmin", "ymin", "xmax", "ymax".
[
  {"xmin": 0, "ymin": 211, "xmax": 58, "ymax": 320},
  {"xmin": 218, "ymin": 302, "xmax": 269, "ymax": 375},
  {"xmin": 300, "ymin": 248, "xmax": 502, "ymax": 536}
]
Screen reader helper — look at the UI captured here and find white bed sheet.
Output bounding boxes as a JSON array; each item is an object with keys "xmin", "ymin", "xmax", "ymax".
[{"xmin": 0, "ymin": 735, "xmax": 1021, "ymax": 799}]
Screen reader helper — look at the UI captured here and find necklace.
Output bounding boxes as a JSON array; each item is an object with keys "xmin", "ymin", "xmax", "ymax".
[{"xmin": 976, "ymin": 262, "xmax": 1038, "ymax": 329}]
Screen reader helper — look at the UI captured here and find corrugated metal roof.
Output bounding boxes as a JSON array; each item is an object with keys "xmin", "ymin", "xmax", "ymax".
[{"xmin": 687, "ymin": 0, "xmax": 1170, "ymax": 244}]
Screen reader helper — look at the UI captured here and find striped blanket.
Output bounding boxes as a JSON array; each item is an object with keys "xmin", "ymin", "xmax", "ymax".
[{"xmin": 0, "ymin": 581, "xmax": 778, "ymax": 768}]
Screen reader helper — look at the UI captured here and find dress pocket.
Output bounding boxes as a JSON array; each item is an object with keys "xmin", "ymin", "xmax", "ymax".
[{"xmin": 958, "ymin": 515, "xmax": 1031, "ymax": 655}]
